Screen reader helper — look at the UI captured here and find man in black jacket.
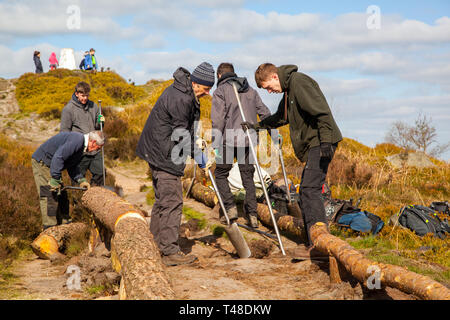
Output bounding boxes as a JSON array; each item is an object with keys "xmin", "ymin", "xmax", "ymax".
[
  {"xmin": 60, "ymin": 81, "xmax": 105, "ymax": 186},
  {"xmin": 32, "ymin": 131, "xmax": 104, "ymax": 229},
  {"xmin": 136, "ymin": 62, "xmax": 214, "ymax": 266},
  {"xmin": 210, "ymin": 62, "xmax": 271, "ymax": 228}
]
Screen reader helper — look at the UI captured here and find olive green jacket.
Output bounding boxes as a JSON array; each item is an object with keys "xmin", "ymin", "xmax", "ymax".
[{"xmin": 259, "ymin": 65, "xmax": 342, "ymax": 162}]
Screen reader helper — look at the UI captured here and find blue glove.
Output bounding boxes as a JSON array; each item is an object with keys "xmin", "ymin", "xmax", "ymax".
[{"xmin": 194, "ymin": 152, "xmax": 207, "ymax": 169}]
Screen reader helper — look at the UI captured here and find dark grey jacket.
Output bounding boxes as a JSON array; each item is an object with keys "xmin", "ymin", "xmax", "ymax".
[
  {"xmin": 32, "ymin": 132, "xmax": 85, "ymax": 181},
  {"xmin": 60, "ymin": 93, "xmax": 101, "ymax": 134},
  {"xmin": 136, "ymin": 67, "xmax": 201, "ymax": 177},
  {"xmin": 211, "ymin": 73, "xmax": 270, "ymax": 148},
  {"xmin": 34, "ymin": 55, "xmax": 43, "ymax": 73}
]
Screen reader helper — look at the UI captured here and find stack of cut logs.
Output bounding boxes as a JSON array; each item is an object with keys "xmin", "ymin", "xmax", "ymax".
[
  {"xmin": 31, "ymin": 187, "xmax": 175, "ymax": 300},
  {"xmin": 30, "ymin": 178, "xmax": 450, "ymax": 300}
]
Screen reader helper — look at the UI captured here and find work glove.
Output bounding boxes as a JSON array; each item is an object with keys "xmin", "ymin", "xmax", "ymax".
[
  {"xmin": 49, "ymin": 178, "xmax": 63, "ymax": 193},
  {"xmin": 78, "ymin": 178, "xmax": 90, "ymax": 190},
  {"xmin": 240, "ymin": 121, "xmax": 261, "ymax": 132},
  {"xmin": 97, "ymin": 114, "xmax": 105, "ymax": 124},
  {"xmin": 320, "ymin": 142, "xmax": 333, "ymax": 160},
  {"xmin": 195, "ymin": 137, "xmax": 207, "ymax": 151}
]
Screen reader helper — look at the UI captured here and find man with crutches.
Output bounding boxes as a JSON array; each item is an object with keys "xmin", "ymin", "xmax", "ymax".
[
  {"xmin": 242, "ymin": 63, "xmax": 342, "ymax": 259},
  {"xmin": 60, "ymin": 81, "xmax": 105, "ymax": 186},
  {"xmin": 209, "ymin": 62, "xmax": 271, "ymax": 228}
]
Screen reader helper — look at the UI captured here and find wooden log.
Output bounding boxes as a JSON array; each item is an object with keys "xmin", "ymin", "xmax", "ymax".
[
  {"xmin": 31, "ymin": 222, "xmax": 90, "ymax": 260},
  {"xmin": 81, "ymin": 186, "xmax": 175, "ymax": 300},
  {"xmin": 256, "ymin": 203, "xmax": 307, "ymax": 243},
  {"xmin": 182, "ymin": 179, "xmax": 218, "ymax": 208},
  {"xmin": 310, "ymin": 222, "xmax": 450, "ymax": 300}
]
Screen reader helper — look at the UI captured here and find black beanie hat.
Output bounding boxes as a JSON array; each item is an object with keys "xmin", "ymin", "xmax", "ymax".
[{"xmin": 190, "ymin": 62, "xmax": 215, "ymax": 87}]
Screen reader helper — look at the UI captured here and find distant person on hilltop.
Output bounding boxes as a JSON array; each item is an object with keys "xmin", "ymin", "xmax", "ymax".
[
  {"xmin": 79, "ymin": 51, "xmax": 89, "ymax": 70},
  {"xmin": 89, "ymin": 48, "xmax": 98, "ymax": 71},
  {"xmin": 49, "ymin": 52, "xmax": 59, "ymax": 70},
  {"xmin": 84, "ymin": 48, "xmax": 97, "ymax": 71},
  {"xmin": 33, "ymin": 51, "xmax": 43, "ymax": 74},
  {"xmin": 242, "ymin": 63, "xmax": 342, "ymax": 260},
  {"xmin": 60, "ymin": 81, "xmax": 106, "ymax": 186},
  {"xmin": 136, "ymin": 62, "xmax": 215, "ymax": 267}
]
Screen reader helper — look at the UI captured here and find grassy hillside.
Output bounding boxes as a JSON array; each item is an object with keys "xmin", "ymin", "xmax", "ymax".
[
  {"xmin": 15, "ymin": 69, "xmax": 147, "ymax": 118},
  {"xmin": 9, "ymin": 70, "xmax": 450, "ymax": 284}
]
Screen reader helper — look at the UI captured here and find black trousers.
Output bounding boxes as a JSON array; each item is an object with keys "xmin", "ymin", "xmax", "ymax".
[
  {"xmin": 79, "ymin": 151, "xmax": 104, "ymax": 186},
  {"xmin": 214, "ymin": 146, "xmax": 257, "ymax": 216},
  {"xmin": 149, "ymin": 165, "xmax": 183, "ymax": 256},
  {"xmin": 300, "ymin": 144, "xmax": 337, "ymax": 246}
]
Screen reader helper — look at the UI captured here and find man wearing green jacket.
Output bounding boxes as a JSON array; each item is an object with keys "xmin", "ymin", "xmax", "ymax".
[{"xmin": 242, "ymin": 63, "xmax": 342, "ymax": 259}]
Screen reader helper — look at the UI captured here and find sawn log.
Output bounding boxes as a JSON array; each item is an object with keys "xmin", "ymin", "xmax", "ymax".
[
  {"xmin": 81, "ymin": 186, "xmax": 175, "ymax": 300},
  {"xmin": 310, "ymin": 222, "xmax": 450, "ymax": 300},
  {"xmin": 31, "ymin": 222, "xmax": 90, "ymax": 260},
  {"xmin": 182, "ymin": 178, "xmax": 218, "ymax": 208}
]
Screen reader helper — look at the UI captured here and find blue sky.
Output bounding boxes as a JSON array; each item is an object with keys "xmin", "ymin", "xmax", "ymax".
[{"xmin": 0, "ymin": 0, "xmax": 449, "ymax": 159}]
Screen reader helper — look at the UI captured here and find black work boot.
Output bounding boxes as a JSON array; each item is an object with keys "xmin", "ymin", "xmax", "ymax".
[{"xmin": 162, "ymin": 251, "xmax": 198, "ymax": 266}]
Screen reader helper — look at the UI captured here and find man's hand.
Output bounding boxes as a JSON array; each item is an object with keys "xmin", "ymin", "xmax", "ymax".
[
  {"xmin": 241, "ymin": 121, "xmax": 260, "ymax": 132},
  {"xmin": 78, "ymin": 178, "xmax": 91, "ymax": 190},
  {"xmin": 320, "ymin": 143, "xmax": 333, "ymax": 160},
  {"xmin": 49, "ymin": 178, "xmax": 63, "ymax": 192},
  {"xmin": 97, "ymin": 114, "xmax": 105, "ymax": 124},
  {"xmin": 195, "ymin": 137, "xmax": 207, "ymax": 151}
]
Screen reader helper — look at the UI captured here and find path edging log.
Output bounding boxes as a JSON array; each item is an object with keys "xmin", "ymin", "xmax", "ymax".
[
  {"xmin": 310, "ymin": 222, "xmax": 450, "ymax": 300},
  {"xmin": 81, "ymin": 186, "xmax": 175, "ymax": 300},
  {"xmin": 182, "ymin": 178, "xmax": 218, "ymax": 208}
]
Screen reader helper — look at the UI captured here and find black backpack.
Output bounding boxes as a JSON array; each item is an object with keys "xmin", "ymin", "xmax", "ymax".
[
  {"xmin": 429, "ymin": 201, "xmax": 449, "ymax": 215},
  {"xmin": 396, "ymin": 205, "xmax": 449, "ymax": 239}
]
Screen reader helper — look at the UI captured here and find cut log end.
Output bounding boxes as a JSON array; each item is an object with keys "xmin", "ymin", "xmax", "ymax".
[{"xmin": 31, "ymin": 234, "xmax": 59, "ymax": 260}]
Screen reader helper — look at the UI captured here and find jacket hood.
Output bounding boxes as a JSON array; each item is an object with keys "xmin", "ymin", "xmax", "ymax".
[
  {"xmin": 277, "ymin": 65, "xmax": 298, "ymax": 92},
  {"xmin": 173, "ymin": 67, "xmax": 194, "ymax": 95},
  {"xmin": 217, "ymin": 72, "xmax": 249, "ymax": 93}
]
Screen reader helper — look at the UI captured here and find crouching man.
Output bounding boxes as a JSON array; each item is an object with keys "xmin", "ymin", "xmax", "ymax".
[
  {"xmin": 136, "ymin": 62, "xmax": 214, "ymax": 266},
  {"xmin": 31, "ymin": 131, "xmax": 105, "ymax": 230},
  {"xmin": 242, "ymin": 63, "xmax": 342, "ymax": 260}
]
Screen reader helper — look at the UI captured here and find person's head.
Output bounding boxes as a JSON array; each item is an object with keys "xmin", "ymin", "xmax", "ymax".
[
  {"xmin": 90, "ymin": 48, "xmax": 95, "ymax": 55},
  {"xmin": 34, "ymin": 51, "xmax": 40, "ymax": 57},
  {"xmin": 190, "ymin": 62, "xmax": 215, "ymax": 99},
  {"xmin": 84, "ymin": 51, "xmax": 89, "ymax": 56},
  {"xmin": 87, "ymin": 130, "xmax": 105, "ymax": 152},
  {"xmin": 255, "ymin": 63, "xmax": 282, "ymax": 93},
  {"xmin": 217, "ymin": 62, "xmax": 234, "ymax": 79},
  {"xmin": 74, "ymin": 81, "xmax": 91, "ymax": 105}
]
